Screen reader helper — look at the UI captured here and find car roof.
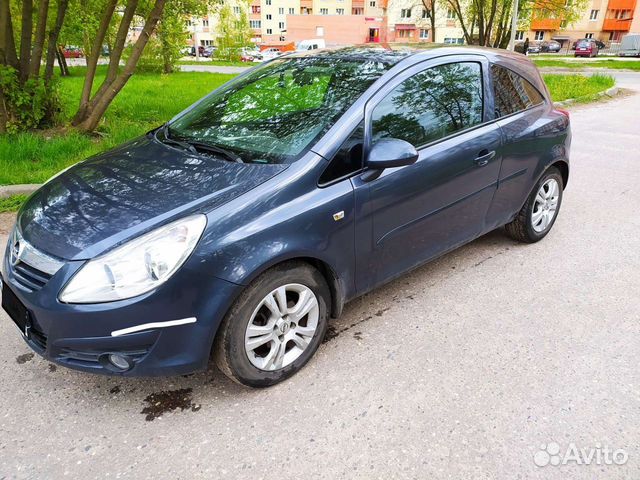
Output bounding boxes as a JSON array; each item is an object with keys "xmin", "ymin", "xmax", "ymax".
[{"xmin": 288, "ymin": 44, "xmax": 530, "ymax": 67}]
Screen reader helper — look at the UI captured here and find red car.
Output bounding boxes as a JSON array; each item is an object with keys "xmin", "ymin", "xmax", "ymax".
[
  {"xmin": 62, "ymin": 46, "xmax": 84, "ymax": 58},
  {"xmin": 574, "ymin": 39, "xmax": 599, "ymax": 57}
]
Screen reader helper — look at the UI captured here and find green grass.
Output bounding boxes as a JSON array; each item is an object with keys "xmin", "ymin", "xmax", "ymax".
[
  {"xmin": 0, "ymin": 67, "xmax": 616, "ymax": 189},
  {"xmin": 534, "ymin": 58, "xmax": 640, "ymax": 70},
  {"xmin": 0, "ymin": 195, "xmax": 28, "ymax": 213},
  {"xmin": 0, "ymin": 67, "xmax": 234, "ymax": 185},
  {"xmin": 543, "ymin": 73, "xmax": 615, "ymax": 102}
]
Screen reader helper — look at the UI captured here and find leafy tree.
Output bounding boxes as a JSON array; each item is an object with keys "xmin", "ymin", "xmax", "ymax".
[
  {"xmin": 444, "ymin": 0, "xmax": 589, "ymax": 47},
  {"xmin": 0, "ymin": 0, "xmax": 67, "ymax": 132},
  {"xmin": 214, "ymin": 0, "xmax": 251, "ymax": 61},
  {"xmin": 157, "ymin": 0, "xmax": 208, "ymax": 73}
]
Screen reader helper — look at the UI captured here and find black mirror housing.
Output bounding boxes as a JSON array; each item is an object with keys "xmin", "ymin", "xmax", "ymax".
[{"xmin": 367, "ymin": 139, "xmax": 419, "ymax": 170}]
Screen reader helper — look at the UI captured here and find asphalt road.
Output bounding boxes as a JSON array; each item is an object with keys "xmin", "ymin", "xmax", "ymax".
[{"xmin": 1, "ymin": 82, "xmax": 640, "ymax": 480}]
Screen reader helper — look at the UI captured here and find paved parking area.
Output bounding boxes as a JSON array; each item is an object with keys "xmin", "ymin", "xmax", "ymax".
[{"xmin": 1, "ymin": 80, "xmax": 640, "ymax": 479}]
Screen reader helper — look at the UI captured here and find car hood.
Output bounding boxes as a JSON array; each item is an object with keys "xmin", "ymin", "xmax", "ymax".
[{"xmin": 18, "ymin": 135, "xmax": 287, "ymax": 260}]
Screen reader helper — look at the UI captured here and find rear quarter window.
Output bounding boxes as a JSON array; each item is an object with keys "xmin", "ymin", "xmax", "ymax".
[{"xmin": 491, "ymin": 64, "xmax": 545, "ymax": 118}]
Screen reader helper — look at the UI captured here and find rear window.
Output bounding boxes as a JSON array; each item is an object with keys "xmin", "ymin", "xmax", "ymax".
[
  {"xmin": 491, "ymin": 64, "xmax": 545, "ymax": 118},
  {"xmin": 577, "ymin": 40, "xmax": 591, "ymax": 47}
]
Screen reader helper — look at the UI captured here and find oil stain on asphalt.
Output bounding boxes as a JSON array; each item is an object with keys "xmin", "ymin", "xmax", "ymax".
[
  {"xmin": 16, "ymin": 353, "xmax": 34, "ymax": 364},
  {"xmin": 141, "ymin": 388, "xmax": 201, "ymax": 421}
]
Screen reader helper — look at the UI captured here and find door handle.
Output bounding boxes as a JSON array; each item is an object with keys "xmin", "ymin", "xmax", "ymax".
[{"xmin": 474, "ymin": 150, "xmax": 496, "ymax": 167}]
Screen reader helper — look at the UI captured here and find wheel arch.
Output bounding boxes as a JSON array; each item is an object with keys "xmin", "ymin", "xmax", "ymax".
[
  {"xmin": 550, "ymin": 159, "xmax": 569, "ymax": 189},
  {"xmin": 242, "ymin": 256, "xmax": 346, "ymax": 319}
]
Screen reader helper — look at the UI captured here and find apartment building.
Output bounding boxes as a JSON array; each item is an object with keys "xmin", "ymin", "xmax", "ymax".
[
  {"xmin": 190, "ymin": 0, "xmax": 464, "ymax": 48},
  {"xmin": 521, "ymin": 0, "xmax": 640, "ymax": 45}
]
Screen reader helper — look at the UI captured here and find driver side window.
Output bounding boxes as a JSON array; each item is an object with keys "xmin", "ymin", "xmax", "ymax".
[{"xmin": 371, "ymin": 62, "xmax": 484, "ymax": 148}]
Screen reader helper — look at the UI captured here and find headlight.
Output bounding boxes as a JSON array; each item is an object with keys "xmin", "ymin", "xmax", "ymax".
[{"xmin": 59, "ymin": 214, "xmax": 207, "ymax": 304}]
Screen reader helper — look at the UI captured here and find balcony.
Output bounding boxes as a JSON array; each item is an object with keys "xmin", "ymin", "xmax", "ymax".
[
  {"xmin": 607, "ymin": 0, "xmax": 636, "ymax": 9},
  {"xmin": 530, "ymin": 18, "xmax": 562, "ymax": 30},
  {"xmin": 602, "ymin": 17, "xmax": 632, "ymax": 30},
  {"xmin": 300, "ymin": 0, "xmax": 312, "ymax": 8}
]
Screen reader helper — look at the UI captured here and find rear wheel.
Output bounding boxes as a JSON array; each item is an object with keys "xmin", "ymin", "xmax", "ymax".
[
  {"xmin": 504, "ymin": 167, "xmax": 563, "ymax": 243},
  {"xmin": 214, "ymin": 262, "xmax": 330, "ymax": 387}
]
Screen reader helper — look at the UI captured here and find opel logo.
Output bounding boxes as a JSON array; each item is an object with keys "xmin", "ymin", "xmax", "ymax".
[{"xmin": 10, "ymin": 239, "xmax": 21, "ymax": 266}]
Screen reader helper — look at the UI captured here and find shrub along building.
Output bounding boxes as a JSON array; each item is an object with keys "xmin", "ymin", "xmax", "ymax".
[{"xmin": 519, "ymin": 0, "xmax": 640, "ymax": 46}]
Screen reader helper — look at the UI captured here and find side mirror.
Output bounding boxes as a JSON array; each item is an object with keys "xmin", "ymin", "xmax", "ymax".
[{"xmin": 367, "ymin": 138, "xmax": 419, "ymax": 170}]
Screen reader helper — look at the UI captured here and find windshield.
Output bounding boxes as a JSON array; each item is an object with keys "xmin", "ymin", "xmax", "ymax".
[{"xmin": 167, "ymin": 56, "xmax": 393, "ymax": 164}]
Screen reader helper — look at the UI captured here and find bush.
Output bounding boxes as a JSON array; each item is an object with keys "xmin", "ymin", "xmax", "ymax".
[{"xmin": 0, "ymin": 66, "xmax": 62, "ymax": 133}]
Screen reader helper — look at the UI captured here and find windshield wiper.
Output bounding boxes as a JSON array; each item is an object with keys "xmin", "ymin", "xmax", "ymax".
[
  {"xmin": 157, "ymin": 124, "xmax": 243, "ymax": 163},
  {"xmin": 157, "ymin": 123, "xmax": 197, "ymax": 154},
  {"xmin": 188, "ymin": 141, "xmax": 244, "ymax": 164}
]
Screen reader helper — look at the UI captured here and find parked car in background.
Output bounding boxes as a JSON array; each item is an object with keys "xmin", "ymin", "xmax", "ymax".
[
  {"xmin": 574, "ymin": 39, "xmax": 599, "ymax": 57},
  {"xmin": 2, "ymin": 46, "xmax": 570, "ymax": 387},
  {"xmin": 259, "ymin": 47, "xmax": 284, "ymax": 61},
  {"xmin": 202, "ymin": 46, "xmax": 216, "ymax": 58},
  {"xmin": 189, "ymin": 45, "xmax": 206, "ymax": 57},
  {"xmin": 296, "ymin": 39, "xmax": 326, "ymax": 52},
  {"xmin": 62, "ymin": 46, "xmax": 83, "ymax": 58},
  {"xmin": 619, "ymin": 34, "xmax": 640, "ymax": 57},
  {"xmin": 571, "ymin": 38, "xmax": 604, "ymax": 50},
  {"xmin": 539, "ymin": 40, "xmax": 561, "ymax": 53},
  {"xmin": 526, "ymin": 42, "xmax": 542, "ymax": 54}
]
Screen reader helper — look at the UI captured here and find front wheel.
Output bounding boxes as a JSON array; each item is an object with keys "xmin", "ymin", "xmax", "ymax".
[
  {"xmin": 504, "ymin": 167, "xmax": 563, "ymax": 243},
  {"xmin": 214, "ymin": 262, "xmax": 330, "ymax": 387}
]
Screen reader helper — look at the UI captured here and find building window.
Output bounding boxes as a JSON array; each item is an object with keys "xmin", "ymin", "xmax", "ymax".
[
  {"xmin": 289, "ymin": 8, "xmax": 294, "ymax": 14},
  {"xmin": 514, "ymin": 30, "xmax": 524, "ymax": 40},
  {"xmin": 369, "ymin": 0, "xmax": 376, "ymax": 6},
  {"xmin": 419, "ymin": 29, "xmax": 428, "ymax": 39},
  {"xmin": 202, "ymin": 19, "xmax": 209, "ymax": 27},
  {"xmin": 534, "ymin": 30, "xmax": 544, "ymax": 40},
  {"xmin": 353, "ymin": 7, "xmax": 364, "ymax": 14},
  {"xmin": 397, "ymin": 29, "xmax": 411, "ymax": 38},
  {"xmin": 266, "ymin": 28, "xmax": 273, "ymax": 34},
  {"xmin": 446, "ymin": 8, "xmax": 456, "ymax": 19},
  {"xmin": 422, "ymin": 9, "xmax": 430, "ymax": 18},
  {"xmin": 279, "ymin": 7, "xmax": 284, "ymax": 14},
  {"xmin": 278, "ymin": 21, "xmax": 285, "ymax": 29},
  {"xmin": 266, "ymin": 13, "xmax": 272, "ymax": 19},
  {"xmin": 589, "ymin": 9, "xmax": 598, "ymax": 20},
  {"xmin": 233, "ymin": 6, "xmax": 241, "ymax": 14},
  {"xmin": 336, "ymin": 8, "xmax": 344, "ymax": 14},
  {"xmin": 320, "ymin": 8, "xmax": 328, "ymax": 14},
  {"xmin": 443, "ymin": 37, "xmax": 464, "ymax": 44},
  {"xmin": 250, "ymin": 20, "xmax": 261, "ymax": 28},
  {"xmin": 251, "ymin": 5, "xmax": 260, "ymax": 13},
  {"xmin": 400, "ymin": 8, "xmax": 412, "ymax": 18},
  {"xmin": 585, "ymin": 32, "xmax": 594, "ymax": 38},
  {"xmin": 316, "ymin": 26, "xmax": 324, "ymax": 36},
  {"xmin": 265, "ymin": 0, "xmax": 271, "ymax": 5},
  {"xmin": 279, "ymin": 35, "xmax": 286, "ymax": 41}
]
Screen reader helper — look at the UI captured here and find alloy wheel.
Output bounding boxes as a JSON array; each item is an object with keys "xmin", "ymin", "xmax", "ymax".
[
  {"xmin": 244, "ymin": 283, "xmax": 319, "ymax": 371},
  {"xmin": 531, "ymin": 178, "xmax": 560, "ymax": 233}
]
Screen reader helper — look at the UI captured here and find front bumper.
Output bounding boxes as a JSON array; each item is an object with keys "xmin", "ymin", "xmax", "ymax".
[{"xmin": 1, "ymin": 250, "xmax": 242, "ymax": 377}]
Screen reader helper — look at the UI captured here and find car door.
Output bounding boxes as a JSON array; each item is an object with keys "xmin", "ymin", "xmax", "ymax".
[{"xmin": 352, "ymin": 56, "xmax": 503, "ymax": 292}]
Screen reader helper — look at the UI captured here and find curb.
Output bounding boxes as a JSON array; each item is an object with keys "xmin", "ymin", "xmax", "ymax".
[
  {"xmin": 0, "ymin": 184, "xmax": 41, "ymax": 199},
  {"xmin": 554, "ymin": 85, "xmax": 620, "ymax": 107}
]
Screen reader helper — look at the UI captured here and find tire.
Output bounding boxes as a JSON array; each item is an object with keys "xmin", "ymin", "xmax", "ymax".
[
  {"xmin": 504, "ymin": 167, "xmax": 564, "ymax": 243},
  {"xmin": 214, "ymin": 261, "xmax": 330, "ymax": 388}
]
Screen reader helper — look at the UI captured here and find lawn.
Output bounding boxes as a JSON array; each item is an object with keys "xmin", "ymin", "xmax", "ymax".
[
  {"xmin": 533, "ymin": 58, "xmax": 640, "ymax": 71},
  {"xmin": 0, "ymin": 67, "xmax": 234, "ymax": 185},
  {"xmin": 542, "ymin": 73, "xmax": 615, "ymax": 101},
  {"xmin": 0, "ymin": 69, "xmax": 614, "ymax": 188}
]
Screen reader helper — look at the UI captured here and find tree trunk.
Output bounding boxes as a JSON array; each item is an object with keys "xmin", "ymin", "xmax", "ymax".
[
  {"xmin": 430, "ymin": 0, "xmax": 436, "ymax": 42},
  {"xmin": 92, "ymin": 0, "xmax": 139, "ymax": 101},
  {"xmin": 0, "ymin": 0, "xmax": 10, "ymax": 65},
  {"xmin": 29, "ymin": 0, "xmax": 50, "ymax": 77},
  {"xmin": 76, "ymin": 0, "xmax": 167, "ymax": 132},
  {"xmin": 45, "ymin": 0, "xmax": 69, "ymax": 83},
  {"xmin": 72, "ymin": 0, "xmax": 118, "ymax": 125},
  {"xmin": 19, "ymin": 0, "xmax": 34, "ymax": 83}
]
